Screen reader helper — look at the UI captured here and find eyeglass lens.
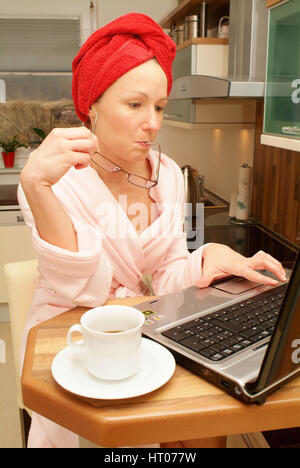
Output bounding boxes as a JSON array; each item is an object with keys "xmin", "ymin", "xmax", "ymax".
[
  {"xmin": 127, "ymin": 174, "xmax": 156, "ymax": 188},
  {"xmin": 93, "ymin": 153, "xmax": 121, "ymax": 173},
  {"xmin": 92, "ymin": 141, "xmax": 160, "ymax": 189}
]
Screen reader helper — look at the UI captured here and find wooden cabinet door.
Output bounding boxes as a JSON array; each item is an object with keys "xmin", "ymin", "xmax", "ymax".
[{"xmin": 252, "ymin": 101, "xmax": 300, "ymax": 246}]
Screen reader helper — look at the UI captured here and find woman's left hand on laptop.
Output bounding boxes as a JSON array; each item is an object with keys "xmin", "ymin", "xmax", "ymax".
[{"xmin": 196, "ymin": 243, "xmax": 287, "ymax": 288}]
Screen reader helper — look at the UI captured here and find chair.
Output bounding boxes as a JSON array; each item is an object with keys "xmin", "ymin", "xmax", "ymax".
[{"xmin": 4, "ymin": 259, "xmax": 38, "ymax": 448}]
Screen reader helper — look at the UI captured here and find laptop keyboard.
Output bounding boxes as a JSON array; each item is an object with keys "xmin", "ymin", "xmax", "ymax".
[{"xmin": 162, "ymin": 283, "xmax": 288, "ymax": 362}]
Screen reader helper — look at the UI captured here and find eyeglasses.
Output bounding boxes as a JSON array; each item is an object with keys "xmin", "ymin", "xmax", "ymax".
[
  {"xmin": 91, "ymin": 142, "xmax": 161, "ymax": 189},
  {"xmin": 90, "ymin": 111, "xmax": 161, "ymax": 189}
]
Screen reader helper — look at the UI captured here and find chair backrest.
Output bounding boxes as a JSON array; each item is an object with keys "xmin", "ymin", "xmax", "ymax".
[{"xmin": 4, "ymin": 259, "xmax": 38, "ymax": 410}]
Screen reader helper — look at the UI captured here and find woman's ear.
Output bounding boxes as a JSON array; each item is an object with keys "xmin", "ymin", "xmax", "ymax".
[{"xmin": 88, "ymin": 106, "xmax": 96, "ymax": 121}]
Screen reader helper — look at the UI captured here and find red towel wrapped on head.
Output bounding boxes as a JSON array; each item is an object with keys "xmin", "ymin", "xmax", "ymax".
[{"xmin": 72, "ymin": 12, "xmax": 176, "ymax": 122}]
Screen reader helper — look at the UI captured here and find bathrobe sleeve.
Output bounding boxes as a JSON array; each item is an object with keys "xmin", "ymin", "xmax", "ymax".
[
  {"xmin": 151, "ymin": 157, "xmax": 207, "ymax": 296},
  {"xmin": 152, "ymin": 234, "xmax": 206, "ymax": 296},
  {"xmin": 17, "ymin": 183, "xmax": 113, "ymax": 307}
]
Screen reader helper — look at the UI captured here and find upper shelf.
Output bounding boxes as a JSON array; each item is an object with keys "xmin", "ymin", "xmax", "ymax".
[
  {"xmin": 266, "ymin": 0, "xmax": 284, "ymax": 7},
  {"xmin": 160, "ymin": 0, "xmax": 229, "ymax": 29},
  {"xmin": 176, "ymin": 36, "xmax": 228, "ymax": 51}
]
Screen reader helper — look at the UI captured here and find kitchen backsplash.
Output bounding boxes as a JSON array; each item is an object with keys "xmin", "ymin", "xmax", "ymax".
[{"xmin": 157, "ymin": 122, "xmax": 255, "ymax": 203}]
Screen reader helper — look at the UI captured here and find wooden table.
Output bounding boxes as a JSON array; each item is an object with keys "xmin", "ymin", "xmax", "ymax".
[{"xmin": 22, "ymin": 297, "xmax": 300, "ymax": 447}]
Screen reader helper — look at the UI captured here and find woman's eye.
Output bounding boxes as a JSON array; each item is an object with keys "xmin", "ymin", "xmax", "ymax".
[
  {"xmin": 155, "ymin": 106, "xmax": 164, "ymax": 113},
  {"xmin": 129, "ymin": 102, "xmax": 141, "ymax": 109}
]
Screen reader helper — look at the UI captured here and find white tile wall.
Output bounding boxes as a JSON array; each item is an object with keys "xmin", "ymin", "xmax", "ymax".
[{"xmin": 157, "ymin": 123, "xmax": 255, "ymax": 202}]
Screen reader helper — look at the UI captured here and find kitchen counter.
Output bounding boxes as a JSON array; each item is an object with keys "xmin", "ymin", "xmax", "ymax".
[
  {"xmin": 204, "ymin": 223, "xmax": 297, "ymax": 268},
  {"xmin": 205, "ymin": 209, "xmax": 239, "ymax": 226},
  {"xmin": 0, "ymin": 167, "xmax": 21, "ymax": 185},
  {"xmin": 188, "ymin": 207, "xmax": 298, "ymax": 269},
  {"xmin": 0, "ymin": 167, "xmax": 22, "ymax": 173}
]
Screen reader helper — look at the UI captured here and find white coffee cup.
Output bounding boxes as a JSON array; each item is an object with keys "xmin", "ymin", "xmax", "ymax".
[{"xmin": 67, "ymin": 305, "xmax": 145, "ymax": 380}]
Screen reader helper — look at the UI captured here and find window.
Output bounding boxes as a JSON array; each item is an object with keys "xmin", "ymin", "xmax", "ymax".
[{"xmin": 0, "ymin": 17, "xmax": 80, "ymax": 72}]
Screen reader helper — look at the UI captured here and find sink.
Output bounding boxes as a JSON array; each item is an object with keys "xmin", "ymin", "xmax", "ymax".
[
  {"xmin": 184, "ymin": 190, "xmax": 228, "ymax": 233},
  {"xmin": 184, "ymin": 191, "xmax": 228, "ymax": 245}
]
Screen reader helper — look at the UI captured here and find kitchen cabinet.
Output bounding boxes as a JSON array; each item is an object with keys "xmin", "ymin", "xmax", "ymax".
[
  {"xmin": 172, "ymin": 41, "xmax": 228, "ymax": 81},
  {"xmin": 160, "ymin": 0, "xmax": 229, "ymax": 52},
  {"xmin": 252, "ymin": 101, "xmax": 300, "ymax": 246},
  {"xmin": 0, "ymin": 168, "xmax": 21, "ymax": 185},
  {"xmin": 164, "ymin": 98, "xmax": 256, "ymax": 126},
  {"xmin": 0, "ymin": 183, "xmax": 36, "ymax": 320},
  {"xmin": 163, "ymin": 0, "xmax": 267, "ymax": 127},
  {"xmin": 261, "ymin": 0, "xmax": 300, "ymax": 151}
]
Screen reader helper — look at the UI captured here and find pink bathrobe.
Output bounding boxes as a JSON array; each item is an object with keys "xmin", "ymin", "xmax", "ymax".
[{"xmin": 18, "ymin": 149, "xmax": 206, "ymax": 448}]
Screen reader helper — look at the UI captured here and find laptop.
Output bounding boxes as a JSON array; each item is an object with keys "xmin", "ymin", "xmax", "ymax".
[{"xmin": 136, "ymin": 252, "xmax": 300, "ymax": 404}]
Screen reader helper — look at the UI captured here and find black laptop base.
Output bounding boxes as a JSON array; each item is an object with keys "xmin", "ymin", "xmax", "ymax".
[{"xmin": 147, "ymin": 340, "xmax": 300, "ymax": 405}]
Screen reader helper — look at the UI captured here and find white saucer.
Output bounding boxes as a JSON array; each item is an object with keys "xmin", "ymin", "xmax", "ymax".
[{"xmin": 51, "ymin": 338, "xmax": 176, "ymax": 400}]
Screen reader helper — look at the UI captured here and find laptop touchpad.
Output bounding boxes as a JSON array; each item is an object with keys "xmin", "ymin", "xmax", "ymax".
[{"xmin": 211, "ymin": 276, "xmax": 262, "ymax": 295}]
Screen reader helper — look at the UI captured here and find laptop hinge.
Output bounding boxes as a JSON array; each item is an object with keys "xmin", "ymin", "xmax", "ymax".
[{"xmin": 239, "ymin": 367, "xmax": 300, "ymax": 404}]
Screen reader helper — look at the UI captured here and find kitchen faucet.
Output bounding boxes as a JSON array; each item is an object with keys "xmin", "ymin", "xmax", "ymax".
[{"xmin": 198, "ymin": 174, "xmax": 205, "ymax": 199}]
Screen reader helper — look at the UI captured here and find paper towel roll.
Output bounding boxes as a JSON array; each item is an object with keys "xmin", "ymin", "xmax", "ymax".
[
  {"xmin": 236, "ymin": 164, "xmax": 252, "ymax": 220},
  {"xmin": 229, "ymin": 190, "xmax": 237, "ymax": 218}
]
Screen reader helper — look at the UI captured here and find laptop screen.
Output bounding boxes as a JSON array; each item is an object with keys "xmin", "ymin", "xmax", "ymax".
[{"xmin": 249, "ymin": 250, "xmax": 300, "ymax": 393}]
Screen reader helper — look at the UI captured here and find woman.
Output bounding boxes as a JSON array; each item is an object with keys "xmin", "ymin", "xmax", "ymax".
[{"xmin": 18, "ymin": 13, "xmax": 286, "ymax": 448}]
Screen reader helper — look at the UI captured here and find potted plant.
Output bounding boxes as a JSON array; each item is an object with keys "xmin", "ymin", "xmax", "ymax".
[
  {"xmin": 0, "ymin": 135, "xmax": 27, "ymax": 168},
  {"xmin": 31, "ymin": 127, "xmax": 47, "ymax": 146}
]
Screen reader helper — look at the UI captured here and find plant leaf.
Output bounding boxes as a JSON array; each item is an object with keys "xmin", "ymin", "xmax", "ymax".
[{"xmin": 32, "ymin": 127, "xmax": 47, "ymax": 140}]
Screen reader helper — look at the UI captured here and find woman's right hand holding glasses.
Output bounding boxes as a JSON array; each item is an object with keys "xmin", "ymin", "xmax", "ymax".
[
  {"xmin": 19, "ymin": 127, "xmax": 98, "ymax": 251},
  {"xmin": 20, "ymin": 127, "xmax": 98, "ymax": 189}
]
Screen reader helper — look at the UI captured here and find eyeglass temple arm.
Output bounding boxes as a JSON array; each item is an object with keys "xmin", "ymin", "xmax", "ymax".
[
  {"xmin": 91, "ymin": 111, "xmax": 99, "ymax": 135},
  {"xmin": 150, "ymin": 142, "xmax": 161, "ymax": 179}
]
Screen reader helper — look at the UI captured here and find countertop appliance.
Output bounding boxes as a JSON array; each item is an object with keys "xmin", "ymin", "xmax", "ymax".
[
  {"xmin": 182, "ymin": 165, "xmax": 203, "ymax": 217},
  {"xmin": 182, "ymin": 168, "xmax": 228, "ymax": 234},
  {"xmin": 182, "ymin": 166, "xmax": 227, "ymax": 208}
]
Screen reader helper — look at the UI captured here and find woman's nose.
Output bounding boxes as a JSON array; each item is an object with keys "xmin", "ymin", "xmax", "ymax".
[{"xmin": 141, "ymin": 108, "xmax": 161, "ymax": 133}]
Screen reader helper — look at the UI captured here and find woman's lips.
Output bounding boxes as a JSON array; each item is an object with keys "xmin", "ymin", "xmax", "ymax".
[{"xmin": 135, "ymin": 141, "xmax": 149, "ymax": 147}]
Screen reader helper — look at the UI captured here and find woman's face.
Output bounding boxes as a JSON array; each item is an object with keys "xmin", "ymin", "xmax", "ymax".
[{"xmin": 89, "ymin": 59, "xmax": 168, "ymax": 170}]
